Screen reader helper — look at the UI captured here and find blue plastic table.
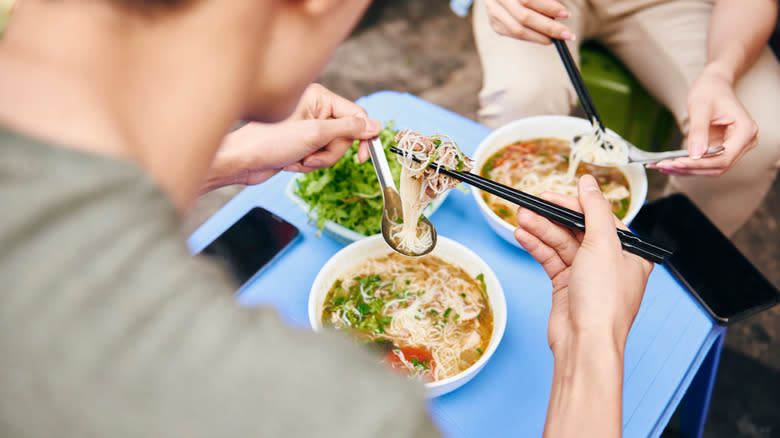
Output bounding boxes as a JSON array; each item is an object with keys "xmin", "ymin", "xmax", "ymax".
[{"xmin": 188, "ymin": 92, "xmax": 726, "ymax": 438}]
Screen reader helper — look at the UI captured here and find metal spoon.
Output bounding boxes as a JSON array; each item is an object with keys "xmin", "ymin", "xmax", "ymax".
[
  {"xmin": 367, "ymin": 137, "xmax": 437, "ymax": 257},
  {"xmin": 572, "ymin": 134, "xmax": 725, "ymax": 166}
]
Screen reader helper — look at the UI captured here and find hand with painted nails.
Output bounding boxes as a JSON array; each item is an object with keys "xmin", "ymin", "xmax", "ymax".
[
  {"xmin": 484, "ymin": 0, "xmax": 575, "ymax": 44},
  {"xmin": 514, "ymin": 175, "xmax": 652, "ymax": 438},
  {"xmin": 202, "ymin": 84, "xmax": 380, "ymax": 192},
  {"xmin": 647, "ymin": 66, "xmax": 758, "ymax": 177}
]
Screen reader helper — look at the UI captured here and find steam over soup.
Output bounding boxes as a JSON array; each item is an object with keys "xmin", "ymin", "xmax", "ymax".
[
  {"xmin": 480, "ymin": 137, "xmax": 631, "ymax": 226},
  {"xmin": 322, "ymin": 252, "xmax": 493, "ymax": 382}
]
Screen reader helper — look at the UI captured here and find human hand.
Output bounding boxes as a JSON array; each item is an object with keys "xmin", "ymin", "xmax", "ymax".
[
  {"xmin": 202, "ymin": 85, "xmax": 380, "ymax": 192},
  {"xmin": 281, "ymin": 83, "xmax": 380, "ymax": 172},
  {"xmin": 513, "ymin": 175, "xmax": 653, "ymax": 355},
  {"xmin": 647, "ymin": 67, "xmax": 758, "ymax": 177},
  {"xmin": 484, "ymin": 0, "xmax": 575, "ymax": 44}
]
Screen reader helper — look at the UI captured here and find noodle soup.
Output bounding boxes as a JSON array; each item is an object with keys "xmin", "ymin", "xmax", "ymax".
[
  {"xmin": 321, "ymin": 252, "xmax": 493, "ymax": 382},
  {"xmin": 480, "ymin": 137, "xmax": 631, "ymax": 226}
]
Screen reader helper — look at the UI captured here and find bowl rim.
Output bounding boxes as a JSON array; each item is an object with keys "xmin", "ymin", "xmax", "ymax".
[
  {"xmin": 308, "ymin": 234, "xmax": 507, "ymax": 392},
  {"xmin": 470, "ymin": 115, "xmax": 648, "ymax": 238}
]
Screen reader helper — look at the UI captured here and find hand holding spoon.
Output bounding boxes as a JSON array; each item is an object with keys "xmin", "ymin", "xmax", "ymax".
[
  {"xmin": 367, "ymin": 137, "xmax": 436, "ymax": 257},
  {"xmin": 572, "ymin": 132, "xmax": 725, "ymax": 166}
]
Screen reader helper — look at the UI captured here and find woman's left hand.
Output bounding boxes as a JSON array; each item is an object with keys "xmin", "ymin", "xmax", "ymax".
[{"xmin": 647, "ymin": 67, "xmax": 758, "ymax": 177}]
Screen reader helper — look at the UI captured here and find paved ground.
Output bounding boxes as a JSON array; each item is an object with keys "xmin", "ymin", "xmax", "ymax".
[{"xmin": 189, "ymin": 2, "xmax": 780, "ymax": 436}]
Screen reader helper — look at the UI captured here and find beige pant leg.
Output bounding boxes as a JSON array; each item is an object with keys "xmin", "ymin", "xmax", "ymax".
[
  {"xmin": 472, "ymin": 0, "xmax": 592, "ymax": 129},
  {"xmin": 601, "ymin": 0, "xmax": 780, "ymax": 236}
]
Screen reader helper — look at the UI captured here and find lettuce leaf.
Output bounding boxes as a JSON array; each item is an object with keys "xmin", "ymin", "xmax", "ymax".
[{"xmin": 294, "ymin": 124, "xmax": 401, "ymax": 236}]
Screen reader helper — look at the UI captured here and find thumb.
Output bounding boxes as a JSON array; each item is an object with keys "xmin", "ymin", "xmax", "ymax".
[
  {"xmin": 311, "ymin": 117, "xmax": 381, "ymax": 146},
  {"xmin": 578, "ymin": 175, "xmax": 619, "ymax": 248},
  {"xmin": 686, "ymin": 104, "xmax": 711, "ymax": 159}
]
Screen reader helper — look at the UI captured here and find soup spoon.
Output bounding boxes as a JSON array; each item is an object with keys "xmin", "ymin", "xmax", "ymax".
[
  {"xmin": 367, "ymin": 137, "xmax": 437, "ymax": 257},
  {"xmin": 572, "ymin": 133, "xmax": 725, "ymax": 166}
]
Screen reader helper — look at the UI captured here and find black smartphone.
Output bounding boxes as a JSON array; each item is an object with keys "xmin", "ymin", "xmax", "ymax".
[
  {"xmin": 200, "ymin": 207, "xmax": 300, "ymax": 289},
  {"xmin": 631, "ymin": 194, "xmax": 779, "ymax": 324}
]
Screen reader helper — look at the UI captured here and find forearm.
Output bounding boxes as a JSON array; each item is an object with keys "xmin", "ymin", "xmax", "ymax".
[
  {"xmin": 199, "ymin": 124, "xmax": 278, "ymax": 194},
  {"xmin": 706, "ymin": 0, "xmax": 777, "ymax": 84},
  {"xmin": 544, "ymin": 334, "xmax": 624, "ymax": 438}
]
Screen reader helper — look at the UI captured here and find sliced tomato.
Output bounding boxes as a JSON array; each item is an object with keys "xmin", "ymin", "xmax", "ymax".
[{"xmin": 384, "ymin": 347, "xmax": 436, "ymax": 381}]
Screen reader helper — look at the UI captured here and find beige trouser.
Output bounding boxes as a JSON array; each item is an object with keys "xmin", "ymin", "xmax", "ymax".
[{"xmin": 473, "ymin": 0, "xmax": 780, "ymax": 236}]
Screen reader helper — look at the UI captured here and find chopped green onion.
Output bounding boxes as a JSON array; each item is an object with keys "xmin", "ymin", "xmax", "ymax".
[
  {"xmin": 410, "ymin": 357, "xmax": 430, "ymax": 370},
  {"xmin": 476, "ymin": 273, "xmax": 488, "ymax": 300}
]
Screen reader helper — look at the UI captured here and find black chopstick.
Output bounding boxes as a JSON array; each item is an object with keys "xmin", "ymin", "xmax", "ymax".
[
  {"xmin": 389, "ymin": 146, "xmax": 672, "ymax": 264},
  {"xmin": 553, "ymin": 39, "xmax": 604, "ymax": 131}
]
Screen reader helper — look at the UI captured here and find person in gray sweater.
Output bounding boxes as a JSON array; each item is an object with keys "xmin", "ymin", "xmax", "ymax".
[{"xmin": 0, "ymin": 1, "xmax": 652, "ymax": 437}]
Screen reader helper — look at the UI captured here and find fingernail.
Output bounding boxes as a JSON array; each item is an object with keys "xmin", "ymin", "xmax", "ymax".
[
  {"xmin": 303, "ymin": 158, "xmax": 321, "ymax": 167},
  {"xmin": 581, "ymin": 174, "xmax": 600, "ymax": 192},
  {"xmin": 367, "ymin": 119, "xmax": 381, "ymax": 133},
  {"xmin": 673, "ymin": 161, "xmax": 688, "ymax": 169},
  {"xmin": 557, "ymin": 9, "xmax": 569, "ymax": 18},
  {"xmin": 690, "ymin": 143, "xmax": 705, "ymax": 159},
  {"xmin": 560, "ymin": 30, "xmax": 575, "ymax": 40},
  {"xmin": 645, "ymin": 163, "xmax": 657, "ymax": 169}
]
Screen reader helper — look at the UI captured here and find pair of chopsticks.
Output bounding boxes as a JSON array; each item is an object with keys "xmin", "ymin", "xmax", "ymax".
[
  {"xmin": 389, "ymin": 146, "xmax": 673, "ymax": 264},
  {"xmin": 553, "ymin": 39, "xmax": 604, "ymax": 131}
]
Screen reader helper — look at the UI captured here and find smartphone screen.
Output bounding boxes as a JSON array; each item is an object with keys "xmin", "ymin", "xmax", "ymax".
[
  {"xmin": 200, "ymin": 207, "xmax": 300, "ymax": 288},
  {"xmin": 631, "ymin": 194, "xmax": 779, "ymax": 324}
]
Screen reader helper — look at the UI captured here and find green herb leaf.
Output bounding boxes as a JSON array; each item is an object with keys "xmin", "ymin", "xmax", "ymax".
[
  {"xmin": 410, "ymin": 357, "xmax": 430, "ymax": 370},
  {"xmin": 476, "ymin": 273, "xmax": 488, "ymax": 300},
  {"xmin": 294, "ymin": 124, "xmax": 401, "ymax": 236},
  {"xmin": 615, "ymin": 198, "xmax": 630, "ymax": 219}
]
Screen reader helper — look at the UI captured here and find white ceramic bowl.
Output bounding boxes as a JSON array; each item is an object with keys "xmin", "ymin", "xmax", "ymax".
[
  {"xmin": 286, "ymin": 176, "xmax": 449, "ymax": 246},
  {"xmin": 308, "ymin": 234, "xmax": 507, "ymax": 397},
  {"xmin": 471, "ymin": 115, "xmax": 648, "ymax": 248}
]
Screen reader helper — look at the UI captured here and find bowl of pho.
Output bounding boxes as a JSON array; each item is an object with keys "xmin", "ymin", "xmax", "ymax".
[
  {"xmin": 471, "ymin": 115, "xmax": 647, "ymax": 248},
  {"xmin": 309, "ymin": 234, "xmax": 507, "ymax": 397}
]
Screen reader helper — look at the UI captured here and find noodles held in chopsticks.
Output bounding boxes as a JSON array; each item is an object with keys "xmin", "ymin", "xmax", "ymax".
[{"xmin": 390, "ymin": 130, "xmax": 473, "ymax": 254}]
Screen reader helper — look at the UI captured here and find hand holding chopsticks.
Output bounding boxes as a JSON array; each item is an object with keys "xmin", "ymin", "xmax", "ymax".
[{"xmin": 389, "ymin": 146, "xmax": 673, "ymax": 264}]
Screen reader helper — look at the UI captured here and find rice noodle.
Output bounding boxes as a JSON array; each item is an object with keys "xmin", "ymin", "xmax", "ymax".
[
  {"xmin": 390, "ymin": 130, "xmax": 473, "ymax": 254},
  {"xmin": 322, "ymin": 253, "xmax": 492, "ymax": 381},
  {"xmin": 481, "ymin": 136, "xmax": 631, "ymax": 225},
  {"xmin": 567, "ymin": 120, "xmax": 629, "ymax": 179}
]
